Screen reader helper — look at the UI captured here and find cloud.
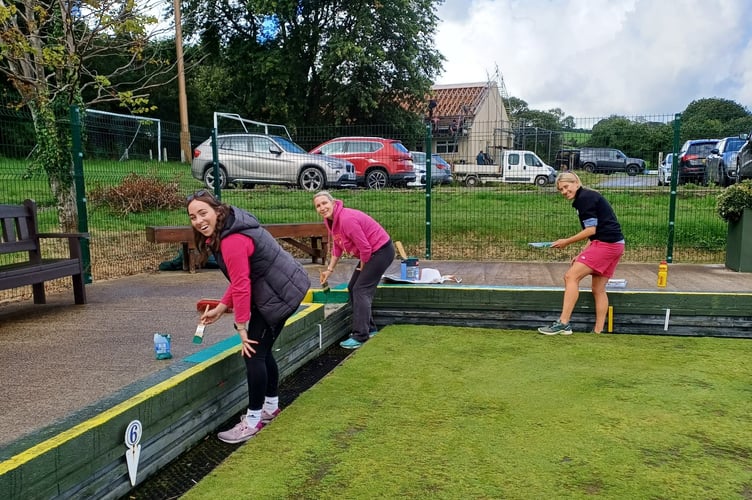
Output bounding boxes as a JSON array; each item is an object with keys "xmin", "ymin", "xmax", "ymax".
[{"xmin": 435, "ymin": 0, "xmax": 752, "ymax": 118}]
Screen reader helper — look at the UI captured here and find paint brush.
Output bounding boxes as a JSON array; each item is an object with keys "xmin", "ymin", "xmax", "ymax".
[
  {"xmin": 193, "ymin": 305, "xmax": 209, "ymax": 344},
  {"xmin": 320, "ymin": 268, "xmax": 330, "ymax": 294}
]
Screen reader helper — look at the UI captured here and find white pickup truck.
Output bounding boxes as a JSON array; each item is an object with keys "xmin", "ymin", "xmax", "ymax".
[{"xmin": 453, "ymin": 150, "xmax": 556, "ymax": 187}]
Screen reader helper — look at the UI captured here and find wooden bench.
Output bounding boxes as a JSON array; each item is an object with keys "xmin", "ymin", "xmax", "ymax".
[
  {"xmin": 146, "ymin": 223, "xmax": 329, "ymax": 271},
  {"xmin": 0, "ymin": 200, "xmax": 88, "ymax": 304}
]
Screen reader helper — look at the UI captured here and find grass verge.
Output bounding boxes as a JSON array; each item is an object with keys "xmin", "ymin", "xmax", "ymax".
[{"xmin": 183, "ymin": 325, "xmax": 752, "ymax": 499}]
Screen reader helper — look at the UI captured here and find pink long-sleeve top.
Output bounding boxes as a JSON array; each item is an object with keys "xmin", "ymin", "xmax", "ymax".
[
  {"xmin": 218, "ymin": 233, "xmax": 255, "ymax": 325},
  {"xmin": 326, "ymin": 199, "xmax": 390, "ymax": 263}
]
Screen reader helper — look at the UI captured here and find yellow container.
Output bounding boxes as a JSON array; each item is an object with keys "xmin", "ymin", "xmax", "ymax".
[{"xmin": 657, "ymin": 261, "xmax": 668, "ymax": 287}]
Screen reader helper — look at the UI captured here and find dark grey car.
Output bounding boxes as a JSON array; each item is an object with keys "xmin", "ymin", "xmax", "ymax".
[
  {"xmin": 578, "ymin": 148, "xmax": 645, "ymax": 175},
  {"xmin": 736, "ymin": 131, "xmax": 752, "ymax": 182},
  {"xmin": 706, "ymin": 136, "xmax": 745, "ymax": 186},
  {"xmin": 677, "ymin": 139, "xmax": 719, "ymax": 185}
]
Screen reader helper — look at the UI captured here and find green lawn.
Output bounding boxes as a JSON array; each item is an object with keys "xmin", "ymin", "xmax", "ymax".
[
  {"xmin": 184, "ymin": 326, "xmax": 752, "ymax": 499},
  {"xmin": 0, "ymin": 157, "xmax": 728, "ymax": 264}
]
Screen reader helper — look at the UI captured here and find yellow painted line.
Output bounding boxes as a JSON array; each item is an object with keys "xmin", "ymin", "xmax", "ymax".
[
  {"xmin": 0, "ymin": 311, "xmax": 316, "ymax": 475},
  {"xmin": 289, "ymin": 303, "xmax": 322, "ymax": 321},
  {"xmin": 0, "ymin": 349, "xmax": 227, "ymax": 474}
]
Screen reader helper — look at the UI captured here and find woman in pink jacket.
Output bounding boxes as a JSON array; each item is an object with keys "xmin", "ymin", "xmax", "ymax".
[{"xmin": 314, "ymin": 191, "xmax": 395, "ymax": 349}]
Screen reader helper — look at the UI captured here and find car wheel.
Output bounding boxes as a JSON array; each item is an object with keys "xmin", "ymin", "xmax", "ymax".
[
  {"xmin": 465, "ymin": 176, "xmax": 479, "ymax": 187},
  {"xmin": 299, "ymin": 167, "xmax": 325, "ymax": 191},
  {"xmin": 534, "ymin": 176, "xmax": 548, "ymax": 187},
  {"xmin": 737, "ymin": 158, "xmax": 744, "ymax": 182},
  {"xmin": 626, "ymin": 165, "xmax": 639, "ymax": 176},
  {"xmin": 657, "ymin": 177, "xmax": 663, "ymax": 186},
  {"xmin": 203, "ymin": 166, "xmax": 227, "ymax": 189},
  {"xmin": 365, "ymin": 169, "xmax": 388, "ymax": 190},
  {"xmin": 583, "ymin": 163, "xmax": 596, "ymax": 173},
  {"xmin": 718, "ymin": 166, "xmax": 728, "ymax": 187}
]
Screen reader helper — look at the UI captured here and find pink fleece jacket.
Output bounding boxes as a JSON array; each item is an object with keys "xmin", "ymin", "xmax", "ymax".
[
  {"xmin": 218, "ymin": 233, "xmax": 254, "ymax": 324},
  {"xmin": 325, "ymin": 200, "xmax": 390, "ymax": 263}
]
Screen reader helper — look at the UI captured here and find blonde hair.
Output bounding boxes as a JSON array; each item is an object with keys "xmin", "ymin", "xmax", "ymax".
[
  {"xmin": 556, "ymin": 171, "xmax": 582, "ymax": 187},
  {"xmin": 313, "ymin": 190, "xmax": 335, "ymax": 202}
]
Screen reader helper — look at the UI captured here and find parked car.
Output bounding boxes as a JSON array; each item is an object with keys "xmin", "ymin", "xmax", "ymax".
[
  {"xmin": 309, "ymin": 137, "xmax": 415, "ymax": 189},
  {"xmin": 432, "ymin": 154, "xmax": 454, "ymax": 184},
  {"xmin": 658, "ymin": 153, "xmax": 673, "ymax": 186},
  {"xmin": 407, "ymin": 151, "xmax": 452, "ymax": 187},
  {"xmin": 191, "ymin": 134, "xmax": 356, "ymax": 191},
  {"xmin": 677, "ymin": 139, "xmax": 719, "ymax": 185},
  {"xmin": 706, "ymin": 136, "xmax": 745, "ymax": 186},
  {"xmin": 578, "ymin": 148, "xmax": 646, "ymax": 175},
  {"xmin": 736, "ymin": 131, "xmax": 752, "ymax": 182}
]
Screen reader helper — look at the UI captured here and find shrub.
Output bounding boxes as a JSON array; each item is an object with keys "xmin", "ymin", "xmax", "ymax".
[
  {"xmin": 716, "ymin": 180, "xmax": 752, "ymax": 223},
  {"xmin": 89, "ymin": 173, "xmax": 184, "ymax": 215}
]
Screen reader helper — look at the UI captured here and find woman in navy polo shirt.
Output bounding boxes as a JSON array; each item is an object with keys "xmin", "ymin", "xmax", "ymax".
[{"xmin": 538, "ymin": 172, "xmax": 625, "ymax": 335}]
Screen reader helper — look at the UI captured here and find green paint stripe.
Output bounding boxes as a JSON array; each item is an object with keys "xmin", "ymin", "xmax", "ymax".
[{"xmin": 185, "ymin": 335, "xmax": 239, "ymax": 363}]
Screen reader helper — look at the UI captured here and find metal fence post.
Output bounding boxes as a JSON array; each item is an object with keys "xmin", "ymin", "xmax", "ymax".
[
  {"xmin": 70, "ymin": 105, "xmax": 92, "ymax": 283},
  {"xmin": 210, "ymin": 128, "xmax": 221, "ymax": 200},
  {"xmin": 425, "ymin": 124, "xmax": 432, "ymax": 259},
  {"xmin": 666, "ymin": 113, "xmax": 681, "ymax": 263}
]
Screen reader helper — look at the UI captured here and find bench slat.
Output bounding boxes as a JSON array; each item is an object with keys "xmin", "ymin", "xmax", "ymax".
[{"xmin": 0, "ymin": 260, "xmax": 82, "ymax": 287}]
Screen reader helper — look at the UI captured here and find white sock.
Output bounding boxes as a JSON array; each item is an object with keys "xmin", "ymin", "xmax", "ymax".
[
  {"xmin": 245, "ymin": 409, "xmax": 261, "ymax": 427},
  {"xmin": 263, "ymin": 397, "xmax": 279, "ymax": 414}
]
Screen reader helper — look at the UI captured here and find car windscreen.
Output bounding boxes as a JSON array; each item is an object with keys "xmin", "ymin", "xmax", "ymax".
[
  {"xmin": 689, "ymin": 142, "xmax": 719, "ymax": 157},
  {"xmin": 727, "ymin": 138, "xmax": 745, "ymax": 152},
  {"xmin": 272, "ymin": 136, "xmax": 306, "ymax": 153},
  {"xmin": 391, "ymin": 142, "xmax": 409, "ymax": 154}
]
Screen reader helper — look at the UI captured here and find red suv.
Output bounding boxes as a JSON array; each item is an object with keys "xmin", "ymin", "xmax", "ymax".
[{"xmin": 310, "ymin": 137, "xmax": 415, "ymax": 189}]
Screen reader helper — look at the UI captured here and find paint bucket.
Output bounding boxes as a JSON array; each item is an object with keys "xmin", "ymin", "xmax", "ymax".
[{"xmin": 401, "ymin": 257, "xmax": 420, "ymax": 280}]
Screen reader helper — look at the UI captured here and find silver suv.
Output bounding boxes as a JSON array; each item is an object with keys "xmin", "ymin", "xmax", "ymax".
[
  {"xmin": 579, "ymin": 148, "xmax": 646, "ymax": 176},
  {"xmin": 191, "ymin": 134, "xmax": 356, "ymax": 191}
]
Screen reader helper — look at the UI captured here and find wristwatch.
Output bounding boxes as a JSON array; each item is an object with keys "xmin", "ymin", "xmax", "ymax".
[{"xmin": 234, "ymin": 322, "xmax": 248, "ymax": 332}]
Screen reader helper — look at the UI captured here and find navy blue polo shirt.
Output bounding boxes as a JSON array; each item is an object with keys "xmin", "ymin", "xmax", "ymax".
[{"xmin": 572, "ymin": 187, "xmax": 624, "ymax": 243}]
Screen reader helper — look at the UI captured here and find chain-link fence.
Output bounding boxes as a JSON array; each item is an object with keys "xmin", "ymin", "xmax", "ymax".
[{"xmin": 1, "ymin": 107, "xmax": 730, "ymax": 304}]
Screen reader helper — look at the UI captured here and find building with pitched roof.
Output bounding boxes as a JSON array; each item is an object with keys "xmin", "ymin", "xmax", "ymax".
[{"xmin": 427, "ymin": 81, "xmax": 513, "ymax": 165}]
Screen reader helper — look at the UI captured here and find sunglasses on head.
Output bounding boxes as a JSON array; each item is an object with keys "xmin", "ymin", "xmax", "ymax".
[{"xmin": 186, "ymin": 189, "xmax": 211, "ymax": 203}]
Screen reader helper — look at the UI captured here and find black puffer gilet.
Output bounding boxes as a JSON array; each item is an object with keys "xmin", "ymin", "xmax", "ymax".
[{"xmin": 213, "ymin": 207, "xmax": 309, "ymax": 326}]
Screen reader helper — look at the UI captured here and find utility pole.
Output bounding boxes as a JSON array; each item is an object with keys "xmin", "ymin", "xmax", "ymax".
[{"xmin": 174, "ymin": 0, "xmax": 191, "ymax": 163}]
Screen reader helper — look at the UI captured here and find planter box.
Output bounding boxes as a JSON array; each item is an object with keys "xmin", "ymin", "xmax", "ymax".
[{"xmin": 726, "ymin": 208, "xmax": 752, "ymax": 272}]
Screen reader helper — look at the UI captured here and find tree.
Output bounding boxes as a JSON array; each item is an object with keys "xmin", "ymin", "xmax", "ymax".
[
  {"xmin": 587, "ymin": 115, "xmax": 673, "ymax": 164},
  {"xmin": 0, "ymin": 0, "xmax": 178, "ymax": 230},
  {"xmin": 680, "ymin": 98, "xmax": 751, "ymax": 142},
  {"xmin": 181, "ymin": 0, "xmax": 443, "ymax": 131}
]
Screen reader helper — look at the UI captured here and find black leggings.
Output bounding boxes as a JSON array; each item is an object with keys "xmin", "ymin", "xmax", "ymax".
[
  {"xmin": 348, "ymin": 240, "xmax": 395, "ymax": 341},
  {"xmin": 243, "ymin": 306, "xmax": 293, "ymax": 411}
]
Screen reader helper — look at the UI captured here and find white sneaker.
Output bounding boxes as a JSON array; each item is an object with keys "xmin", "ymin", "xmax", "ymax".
[{"xmin": 217, "ymin": 416, "xmax": 263, "ymax": 444}]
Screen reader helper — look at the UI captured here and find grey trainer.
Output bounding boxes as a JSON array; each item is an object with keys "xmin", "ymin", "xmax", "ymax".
[{"xmin": 538, "ymin": 321, "xmax": 573, "ymax": 336}]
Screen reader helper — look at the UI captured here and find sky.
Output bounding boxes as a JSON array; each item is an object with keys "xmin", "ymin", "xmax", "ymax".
[{"xmin": 433, "ymin": 0, "xmax": 752, "ymax": 119}]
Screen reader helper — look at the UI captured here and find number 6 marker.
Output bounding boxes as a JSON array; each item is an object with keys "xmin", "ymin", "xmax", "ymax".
[{"xmin": 124, "ymin": 420, "xmax": 142, "ymax": 486}]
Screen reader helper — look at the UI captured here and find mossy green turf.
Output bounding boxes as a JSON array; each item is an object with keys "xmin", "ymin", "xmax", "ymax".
[{"xmin": 184, "ymin": 326, "xmax": 752, "ymax": 499}]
